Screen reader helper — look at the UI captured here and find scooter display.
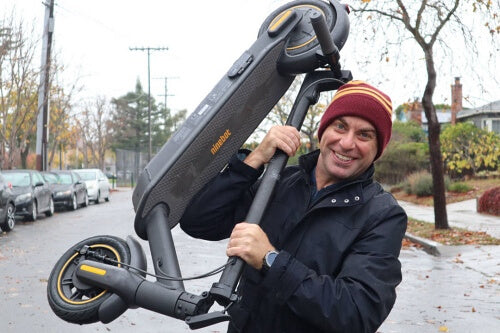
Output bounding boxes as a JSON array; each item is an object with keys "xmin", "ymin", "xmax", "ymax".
[{"xmin": 47, "ymin": 0, "xmax": 353, "ymax": 329}]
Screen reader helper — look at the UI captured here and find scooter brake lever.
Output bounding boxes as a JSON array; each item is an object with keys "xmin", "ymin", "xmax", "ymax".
[{"xmin": 185, "ymin": 311, "xmax": 231, "ymax": 330}]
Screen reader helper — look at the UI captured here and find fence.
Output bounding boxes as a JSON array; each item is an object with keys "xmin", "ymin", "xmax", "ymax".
[{"xmin": 115, "ymin": 148, "xmax": 151, "ymax": 188}]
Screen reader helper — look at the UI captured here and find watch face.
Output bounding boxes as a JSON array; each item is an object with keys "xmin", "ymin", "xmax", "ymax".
[{"xmin": 265, "ymin": 251, "xmax": 279, "ymax": 267}]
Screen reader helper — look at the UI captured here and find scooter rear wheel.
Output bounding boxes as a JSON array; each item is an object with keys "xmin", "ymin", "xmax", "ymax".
[{"xmin": 47, "ymin": 235, "xmax": 131, "ymax": 324}]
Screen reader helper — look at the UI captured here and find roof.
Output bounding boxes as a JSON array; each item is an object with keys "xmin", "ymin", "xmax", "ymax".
[{"xmin": 457, "ymin": 100, "xmax": 500, "ymax": 119}]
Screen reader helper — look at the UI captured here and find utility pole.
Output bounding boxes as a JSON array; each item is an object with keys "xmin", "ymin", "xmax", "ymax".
[
  {"xmin": 154, "ymin": 76, "xmax": 178, "ymax": 114},
  {"xmin": 129, "ymin": 46, "xmax": 168, "ymax": 162},
  {"xmin": 36, "ymin": 0, "xmax": 55, "ymax": 171}
]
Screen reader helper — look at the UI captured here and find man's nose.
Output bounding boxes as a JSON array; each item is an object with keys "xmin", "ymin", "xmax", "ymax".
[{"xmin": 339, "ymin": 131, "xmax": 355, "ymax": 149}]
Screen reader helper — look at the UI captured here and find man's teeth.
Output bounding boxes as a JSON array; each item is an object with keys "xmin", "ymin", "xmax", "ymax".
[{"xmin": 335, "ymin": 152, "xmax": 353, "ymax": 161}]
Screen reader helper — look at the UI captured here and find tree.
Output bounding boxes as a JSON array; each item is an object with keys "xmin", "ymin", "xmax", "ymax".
[
  {"xmin": 74, "ymin": 96, "xmax": 113, "ymax": 169},
  {"xmin": 441, "ymin": 122, "xmax": 500, "ymax": 177},
  {"xmin": 350, "ymin": 0, "xmax": 499, "ymax": 229},
  {"xmin": 0, "ymin": 15, "xmax": 40, "ymax": 169},
  {"xmin": 110, "ymin": 80, "xmax": 155, "ymax": 153},
  {"xmin": 249, "ymin": 76, "xmax": 328, "ymax": 153}
]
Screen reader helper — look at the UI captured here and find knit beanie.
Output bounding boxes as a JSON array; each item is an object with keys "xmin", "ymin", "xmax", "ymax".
[{"xmin": 317, "ymin": 80, "xmax": 393, "ymax": 161}]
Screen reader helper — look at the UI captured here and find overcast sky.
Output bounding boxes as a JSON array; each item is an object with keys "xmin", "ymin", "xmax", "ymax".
[{"xmin": 2, "ymin": 0, "xmax": 499, "ymax": 117}]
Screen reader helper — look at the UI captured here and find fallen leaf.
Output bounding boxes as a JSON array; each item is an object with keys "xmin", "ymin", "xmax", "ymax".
[
  {"xmin": 439, "ymin": 326, "xmax": 449, "ymax": 332},
  {"xmin": 472, "ymin": 307, "xmax": 476, "ymax": 312}
]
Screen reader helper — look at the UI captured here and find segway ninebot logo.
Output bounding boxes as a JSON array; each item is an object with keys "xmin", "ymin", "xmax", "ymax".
[{"xmin": 211, "ymin": 129, "xmax": 231, "ymax": 155}]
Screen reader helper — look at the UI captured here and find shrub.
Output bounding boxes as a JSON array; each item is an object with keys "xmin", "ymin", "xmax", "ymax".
[
  {"xmin": 441, "ymin": 122, "xmax": 500, "ymax": 178},
  {"xmin": 448, "ymin": 182, "xmax": 473, "ymax": 193},
  {"xmin": 404, "ymin": 170, "xmax": 450, "ymax": 197},
  {"xmin": 405, "ymin": 171, "xmax": 432, "ymax": 196},
  {"xmin": 375, "ymin": 142, "xmax": 430, "ymax": 185},
  {"xmin": 477, "ymin": 187, "xmax": 500, "ymax": 216}
]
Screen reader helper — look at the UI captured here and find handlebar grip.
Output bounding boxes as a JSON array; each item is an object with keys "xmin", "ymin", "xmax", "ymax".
[{"xmin": 310, "ymin": 11, "xmax": 339, "ymax": 58}]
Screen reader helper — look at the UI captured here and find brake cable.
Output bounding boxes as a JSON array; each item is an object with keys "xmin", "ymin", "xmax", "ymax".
[{"xmin": 80, "ymin": 246, "xmax": 236, "ymax": 282}]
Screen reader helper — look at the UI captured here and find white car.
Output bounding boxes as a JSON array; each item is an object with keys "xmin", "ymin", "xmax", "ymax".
[{"xmin": 74, "ymin": 169, "xmax": 111, "ymax": 204}]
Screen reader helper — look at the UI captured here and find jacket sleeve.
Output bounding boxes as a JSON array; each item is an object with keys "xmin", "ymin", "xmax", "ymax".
[
  {"xmin": 260, "ymin": 203, "xmax": 407, "ymax": 333},
  {"xmin": 179, "ymin": 152, "xmax": 263, "ymax": 241}
]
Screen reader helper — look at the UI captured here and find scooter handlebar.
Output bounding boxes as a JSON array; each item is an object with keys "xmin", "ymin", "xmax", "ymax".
[{"xmin": 310, "ymin": 11, "xmax": 337, "ymax": 56}]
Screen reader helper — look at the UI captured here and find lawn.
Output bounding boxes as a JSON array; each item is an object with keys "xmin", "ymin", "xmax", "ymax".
[
  {"xmin": 392, "ymin": 177, "xmax": 500, "ymax": 206},
  {"xmin": 405, "ymin": 218, "xmax": 500, "ymax": 247}
]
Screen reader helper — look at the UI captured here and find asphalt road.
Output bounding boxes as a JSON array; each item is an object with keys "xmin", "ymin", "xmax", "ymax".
[
  {"xmin": 0, "ymin": 188, "xmax": 498, "ymax": 333},
  {"xmin": 0, "ymin": 188, "xmax": 229, "ymax": 333}
]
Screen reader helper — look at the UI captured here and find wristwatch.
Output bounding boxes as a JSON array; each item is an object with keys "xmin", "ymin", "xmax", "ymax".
[{"xmin": 261, "ymin": 250, "xmax": 279, "ymax": 273}]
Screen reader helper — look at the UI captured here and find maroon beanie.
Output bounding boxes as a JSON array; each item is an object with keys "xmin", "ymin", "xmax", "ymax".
[{"xmin": 317, "ymin": 80, "xmax": 393, "ymax": 161}]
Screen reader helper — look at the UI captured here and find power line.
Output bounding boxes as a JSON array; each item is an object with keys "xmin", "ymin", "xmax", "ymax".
[{"xmin": 129, "ymin": 46, "xmax": 168, "ymax": 162}]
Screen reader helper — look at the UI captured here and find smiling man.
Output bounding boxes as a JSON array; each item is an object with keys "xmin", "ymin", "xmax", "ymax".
[{"xmin": 180, "ymin": 80, "xmax": 407, "ymax": 333}]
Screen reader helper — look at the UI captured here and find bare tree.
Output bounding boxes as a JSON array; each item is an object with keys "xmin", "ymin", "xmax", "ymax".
[
  {"xmin": 249, "ymin": 76, "xmax": 329, "ymax": 152},
  {"xmin": 75, "ymin": 96, "xmax": 112, "ymax": 169},
  {"xmin": 349, "ymin": 0, "xmax": 499, "ymax": 229},
  {"xmin": 0, "ymin": 14, "xmax": 40, "ymax": 169}
]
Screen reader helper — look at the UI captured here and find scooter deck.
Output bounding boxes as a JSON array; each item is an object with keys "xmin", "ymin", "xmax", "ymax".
[{"xmin": 132, "ymin": 14, "xmax": 301, "ymax": 239}]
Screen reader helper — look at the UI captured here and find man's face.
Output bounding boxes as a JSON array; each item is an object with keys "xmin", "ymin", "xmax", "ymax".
[{"xmin": 316, "ymin": 116, "xmax": 378, "ymax": 186}]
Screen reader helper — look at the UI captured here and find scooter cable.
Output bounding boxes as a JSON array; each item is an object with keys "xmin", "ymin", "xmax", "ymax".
[{"xmin": 99, "ymin": 255, "xmax": 235, "ymax": 282}]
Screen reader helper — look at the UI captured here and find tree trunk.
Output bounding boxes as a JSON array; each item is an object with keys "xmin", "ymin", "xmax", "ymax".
[
  {"xmin": 20, "ymin": 146, "xmax": 29, "ymax": 169},
  {"xmin": 422, "ymin": 47, "xmax": 449, "ymax": 229}
]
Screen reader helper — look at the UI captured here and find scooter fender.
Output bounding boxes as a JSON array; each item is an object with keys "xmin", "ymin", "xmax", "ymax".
[{"xmin": 97, "ymin": 236, "xmax": 148, "ymax": 323}]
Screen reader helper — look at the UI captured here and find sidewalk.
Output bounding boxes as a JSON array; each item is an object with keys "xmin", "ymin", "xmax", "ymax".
[{"xmin": 398, "ymin": 199, "xmax": 500, "ymax": 239}]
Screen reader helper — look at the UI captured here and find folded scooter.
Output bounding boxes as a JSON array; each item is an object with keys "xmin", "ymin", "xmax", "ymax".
[{"xmin": 47, "ymin": 0, "xmax": 353, "ymax": 329}]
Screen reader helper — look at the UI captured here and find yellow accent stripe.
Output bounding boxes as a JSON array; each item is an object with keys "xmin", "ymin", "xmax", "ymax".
[
  {"xmin": 269, "ymin": 10, "xmax": 293, "ymax": 32},
  {"xmin": 332, "ymin": 87, "xmax": 392, "ymax": 116},
  {"xmin": 80, "ymin": 264, "xmax": 107, "ymax": 276},
  {"xmin": 269, "ymin": 5, "xmax": 324, "ymax": 51}
]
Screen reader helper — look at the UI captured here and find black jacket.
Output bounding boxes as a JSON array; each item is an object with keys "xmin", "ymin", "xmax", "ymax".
[{"xmin": 180, "ymin": 150, "xmax": 407, "ymax": 333}]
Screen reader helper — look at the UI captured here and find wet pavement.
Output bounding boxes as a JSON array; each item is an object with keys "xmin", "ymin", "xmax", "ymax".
[
  {"xmin": 398, "ymin": 199, "xmax": 500, "ymax": 238},
  {"xmin": 0, "ymin": 189, "xmax": 498, "ymax": 332}
]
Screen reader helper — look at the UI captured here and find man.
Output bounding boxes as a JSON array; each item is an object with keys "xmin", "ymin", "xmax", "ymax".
[{"xmin": 180, "ymin": 80, "xmax": 407, "ymax": 333}]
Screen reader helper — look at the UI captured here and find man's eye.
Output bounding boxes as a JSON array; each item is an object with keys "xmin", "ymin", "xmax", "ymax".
[
  {"xmin": 359, "ymin": 132, "xmax": 375, "ymax": 140},
  {"xmin": 334, "ymin": 122, "xmax": 345, "ymax": 130}
]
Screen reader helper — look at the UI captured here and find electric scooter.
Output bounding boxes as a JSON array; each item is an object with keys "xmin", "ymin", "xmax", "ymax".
[{"xmin": 47, "ymin": 0, "xmax": 353, "ymax": 329}]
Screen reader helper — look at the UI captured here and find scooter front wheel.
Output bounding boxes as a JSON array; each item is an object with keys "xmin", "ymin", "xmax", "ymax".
[{"xmin": 47, "ymin": 235, "xmax": 131, "ymax": 324}]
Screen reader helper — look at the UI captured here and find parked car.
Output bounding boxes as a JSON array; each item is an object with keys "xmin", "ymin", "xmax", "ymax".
[
  {"xmin": 2, "ymin": 169, "xmax": 54, "ymax": 221},
  {"xmin": 0, "ymin": 173, "xmax": 16, "ymax": 232},
  {"xmin": 73, "ymin": 169, "xmax": 110, "ymax": 204},
  {"xmin": 42, "ymin": 170, "xmax": 88, "ymax": 210}
]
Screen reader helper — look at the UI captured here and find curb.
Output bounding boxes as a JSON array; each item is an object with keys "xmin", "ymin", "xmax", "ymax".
[{"xmin": 404, "ymin": 232, "xmax": 441, "ymax": 256}]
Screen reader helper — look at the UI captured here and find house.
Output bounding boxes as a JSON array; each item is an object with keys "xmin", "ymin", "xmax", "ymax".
[
  {"xmin": 457, "ymin": 100, "xmax": 500, "ymax": 134},
  {"xmin": 408, "ymin": 77, "xmax": 500, "ymax": 135}
]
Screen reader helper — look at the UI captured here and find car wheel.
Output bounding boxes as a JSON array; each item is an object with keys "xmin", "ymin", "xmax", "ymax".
[
  {"xmin": 105, "ymin": 191, "xmax": 110, "ymax": 202},
  {"xmin": 94, "ymin": 191, "xmax": 100, "ymax": 204},
  {"xmin": 47, "ymin": 235, "xmax": 131, "ymax": 324},
  {"xmin": 70, "ymin": 194, "xmax": 78, "ymax": 211},
  {"xmin": 46, "ymin": 197, "xmax": 55, "ymax": 217},
  {"xmin": 82, "ymin": 192, "xmax": 89, "ymax": 208},
  {"xmin": 29, "ymin": 201, "xmax": 38, "ymax": 221},
  {"xmin": 0, "ymin": 203, "xmax": 16, "ymax": 232}
]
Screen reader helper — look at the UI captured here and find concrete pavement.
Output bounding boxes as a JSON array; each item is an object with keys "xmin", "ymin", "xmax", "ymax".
[
  {"xmin": 398, "ymin": 199, "xmax": 500, "ymax": 239},
  {"xmin": 379, "ymin": 200, "xmax": 500, "ymax": 332}
]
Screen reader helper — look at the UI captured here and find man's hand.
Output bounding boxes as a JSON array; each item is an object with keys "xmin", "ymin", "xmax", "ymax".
[
  {"xmin": 226, "ymin": 222, "xmax": 275, "ymax": 270},
  {"xmin": 244, "ymin": 125, "xmax": 301, "ymax": 169}
]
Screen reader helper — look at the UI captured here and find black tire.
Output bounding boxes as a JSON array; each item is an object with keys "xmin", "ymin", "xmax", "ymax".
[
  {"xmin": 47, "ymin": 235, "xmax": 131, "ymax": 324},
  {"xmin": 46, "ymin": 197, "xmax": 55, "ymax": 217},
  {"xmin": 0, "ymin": 203, "xmax": 16, "ymax": 232},
  {"xmin": 104, "ymin": 192, "xmax": 110, "ymax": 202},
  {"xmin": 94, "ymin": 191, "xmax": 100, "ymax": 204},
  {"xmin": 70, "ymin": 194, "xmax": 78, "ymax": 211},
  {"xmin": 29, "ymin": 201, "xmax": 38, "ymax": 221}
]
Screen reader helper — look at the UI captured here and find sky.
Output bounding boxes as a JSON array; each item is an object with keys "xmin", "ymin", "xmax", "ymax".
[{"xmin": 2, "ymin": 0, "xmax": 499, "ymax": 118}]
